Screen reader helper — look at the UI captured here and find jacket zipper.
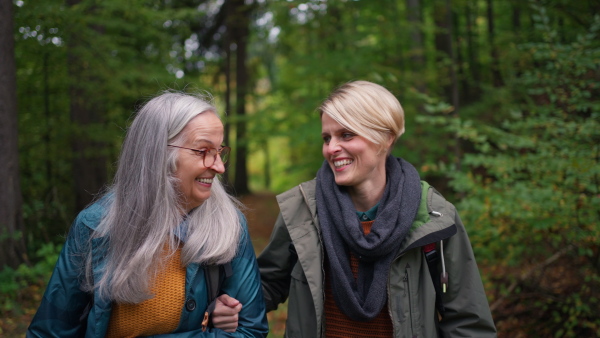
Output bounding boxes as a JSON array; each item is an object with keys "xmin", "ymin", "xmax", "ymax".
[
  {"xmin": 404, "ymin": 264, "xmax": 415, "ymax": 337},
  {"xmin": 387, "ymin": 252, "xmax": 405, "ymax": 338}
]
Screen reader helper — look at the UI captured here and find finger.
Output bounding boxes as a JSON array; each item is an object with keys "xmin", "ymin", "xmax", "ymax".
[
  {"xmin": 217, "ymin": 294, "xmax": 241, "ymax": 308},
  {"xmin": 213, "ymin": 321, "xmax": 238, "ymax": 333},
  {"xmin": 232, "ymin": 302, "xmax": 242, "ymax": 313},
  {"xmin": 214, "ymin": 304, "xmax": 239, "ymax": 316},
  {"xmin": 212, "ymin": 313, "xmax": 239, "ymax": 325},
  {"xmin": 212, "ymin": 313, "xmax": 239, "ymax": 332}
]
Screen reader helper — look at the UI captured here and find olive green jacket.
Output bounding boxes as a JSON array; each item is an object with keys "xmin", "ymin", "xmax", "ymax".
[{"xmin": 257, "ymin": 179, "xmax": 496, "ymax": 338}]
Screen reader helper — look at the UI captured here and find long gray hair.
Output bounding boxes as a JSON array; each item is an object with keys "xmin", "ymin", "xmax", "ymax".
[{"xmin": 85, "ymin": 91, "xmax": 242, "ymax": 303}]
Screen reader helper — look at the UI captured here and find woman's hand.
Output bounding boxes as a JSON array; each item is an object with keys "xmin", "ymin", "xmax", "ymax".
[{"xmin": 212, "ymin": 294, "xmax": 242, "ymax": 332}]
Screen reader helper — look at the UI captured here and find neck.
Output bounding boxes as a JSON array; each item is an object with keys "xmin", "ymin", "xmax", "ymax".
[
  {"xmin": 348, "ymin": 180, "xmax": 386, "ymax": 212},
  {"xmin": 348, "ymin": 158, "xmax": 388, "ymax": 212}
]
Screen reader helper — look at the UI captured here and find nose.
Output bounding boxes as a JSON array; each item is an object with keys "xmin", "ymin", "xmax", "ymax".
[
  {"xmin": 209, "ymin": 155, "xmax": 226, "ymax": 174},
  {"xmin": 325, "ymin": 139, "xmax": 341, "ymax": 155}
]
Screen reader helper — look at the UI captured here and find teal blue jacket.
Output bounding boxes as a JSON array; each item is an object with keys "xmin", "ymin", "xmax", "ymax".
[{"xmin": 27, "ymin": 198, "xmax": 268, "ymax": 337}]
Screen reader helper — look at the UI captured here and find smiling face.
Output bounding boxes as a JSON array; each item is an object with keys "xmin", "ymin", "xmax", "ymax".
[
  {"xmin": 173, "ymin": 112, "xmax": 225, "ymax": 212},
  {"xmin": 321, "ymin": 113, "xmax": 392, "ymax": 196}
]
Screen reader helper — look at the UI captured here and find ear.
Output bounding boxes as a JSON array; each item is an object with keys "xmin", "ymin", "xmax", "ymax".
[
  {"xmin": 383, "ymin": 134, "xmax": 396, "ymax": 156},
  {"xmin": 386, "ymin": 133, "xmax": 395, "ymax": 149}
]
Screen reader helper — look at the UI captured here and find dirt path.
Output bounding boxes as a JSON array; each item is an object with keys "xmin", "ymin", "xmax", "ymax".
[{"xmin": 239, "ymin": 193, "xmax": 280, "ymax": 254}]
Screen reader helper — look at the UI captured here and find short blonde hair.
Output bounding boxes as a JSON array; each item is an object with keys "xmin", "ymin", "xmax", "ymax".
[{"xmin": 319, "ymin": 81, "xmax": 405, "ymax": 148}]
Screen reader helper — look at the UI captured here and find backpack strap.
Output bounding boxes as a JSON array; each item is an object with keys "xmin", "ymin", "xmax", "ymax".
[
  {"xmin": 201, "ymin": 262, "xmax": 233, "ymax": 332},
  {"xmin": 423, "ymin": 242, "xmax": 446, "ymax": 315},
  {"xmin": 423, "ymin": 183, "xmax": 451, "ymax": 315}
]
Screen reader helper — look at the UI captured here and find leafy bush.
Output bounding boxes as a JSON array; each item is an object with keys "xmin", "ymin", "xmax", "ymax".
[
  {"xmin": 419, "ymin": 8, "xmax": 600, "ymax": 338},
  {"xmin": 0, "ymin": 242, "xmax": 61, "ymax": 312}
]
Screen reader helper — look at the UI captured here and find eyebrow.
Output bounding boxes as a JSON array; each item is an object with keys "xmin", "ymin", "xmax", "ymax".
[
  {"xmin": 321, "ymin": 127, "xmax": 350, "ymax": 137},
  {"xmin": 191, "ymin": 139, "xmax": 215, "ymax": 146},
  {"xmin": 191, "ymin": 139, "xmax": 229, "ymax": 149}
]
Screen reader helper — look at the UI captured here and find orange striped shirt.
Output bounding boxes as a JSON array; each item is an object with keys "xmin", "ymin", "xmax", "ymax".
[{"xmin": 324, "ymin": 220, "xmax": 394, "ymax": 337}]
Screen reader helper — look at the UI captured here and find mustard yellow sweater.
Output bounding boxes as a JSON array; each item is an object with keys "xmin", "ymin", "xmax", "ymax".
[{"xmin": 107, "ymin": 246, "xmax": 186, "ymax": 337}]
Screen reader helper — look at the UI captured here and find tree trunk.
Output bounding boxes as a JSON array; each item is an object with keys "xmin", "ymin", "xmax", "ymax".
[
  {"xmin": 222, "ymin": 0, "xmax": 233, "ymax": 191},
  {"xmin": 66, "ymin": 0, "xmax": 108, "ymax": 210},
  {"xmin": 465, "ymin": 0, "xmax": 481, "ymax": 102},
  {"xmin": 230, "ymin": 0, "xmax": 251, "ymax": 196},
  {"xmin": 433, "ymin": 0, "xmax": 458, "ymax": 103},
  {"xmin": 487, "ymin": 0, "xmax": 504, "ymax": 87},
  {"xmin": 434, "ymin": 0, "xmax": 461, "ymax": 169},
  {"xmin": 0, "ymin": 0, "xmax": 27, "ymax": 269},
  {"xmin": 454, "ymin": 11, "xmax": 467, "ymax": 105},
  {"xmin": 263, "ymin": 140, "xmax": 271, "ymax": 189},
  {"xmin": 512, "ymin": 3, "xmax": 521, "ymax": 31},
  {"xmin": 406, "ymin": 0, "xmax": 426, "ymax": 94}
]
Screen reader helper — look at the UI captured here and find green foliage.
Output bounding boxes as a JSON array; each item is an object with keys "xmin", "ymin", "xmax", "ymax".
[
  {"xmin": 8, "ymin": 0, "xmax": 600, "ymax": 335},
  {"xmin": 14, "ymin": 0, "xmax": 200, "ymax": 249},
  {"xmin": 421, "ymin": 8, "xmax": 600, "ymax": 336},
  {"xmin": 0, "ymin": 242, "xmax": 61, "ymax": 312},
  {"xmin": 250, "ymin": 0, "xmax": 453, "ymax": 190},
  {"xmin": 459, "ymin": 12, "xmax": 599, "ymax": 264}
]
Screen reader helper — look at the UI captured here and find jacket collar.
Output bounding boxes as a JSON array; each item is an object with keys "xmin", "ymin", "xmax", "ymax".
[
  {"xmin": 295, "ymin": 179, "xmax": 457, "ymax": 254},
  {"xmin": 80, "ymin": 194, "xmax": 112, "ymax": 231},
  {"xmin": 394, "ymin": 181, "xmax": 457, "ymax": 255}
]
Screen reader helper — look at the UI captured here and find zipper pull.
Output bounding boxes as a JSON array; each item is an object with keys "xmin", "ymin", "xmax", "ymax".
[
  {"xmin": 202, "ymin": 311, "xmax": 209, "ymax": 332},
  {"xmin": 440, "ymin": 272, "xmax": 448, "ymax": 293}
]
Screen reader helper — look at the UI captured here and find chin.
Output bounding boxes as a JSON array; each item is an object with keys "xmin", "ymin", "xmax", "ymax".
[
  {"xmin": 186, "ymin": 197, "xmax": 209, "ymax": 211},
  {"xmin": 333, "ymin": 177, "xmax": 352, "ymax": 187},
  {"xmin": 194, "ymin": 198, "xmax": 210, "ymax": 207}
]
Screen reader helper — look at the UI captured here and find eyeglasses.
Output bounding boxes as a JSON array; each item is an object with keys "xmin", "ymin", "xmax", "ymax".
[{"xmin": 168, "ymin": 145, "xmax": 231, "ymax": 167}]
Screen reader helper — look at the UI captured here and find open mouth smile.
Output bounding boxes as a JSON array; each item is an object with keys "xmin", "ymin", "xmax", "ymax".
[
  {"xmin": 333, "ymin": 159, "xmax": 353, "ymax": 169},
  {"xmin": 196, "ymin": 178, "xmax": 213, "ymax": 184}
]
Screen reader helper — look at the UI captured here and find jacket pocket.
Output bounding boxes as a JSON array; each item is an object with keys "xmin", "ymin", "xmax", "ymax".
[
  {"xmin": 395, "ymin": 264, "xmax": 415, "ymax": 337},
  {"xmin": 287, "ymin": 262, "xmax": 317, "ymax": 337}
]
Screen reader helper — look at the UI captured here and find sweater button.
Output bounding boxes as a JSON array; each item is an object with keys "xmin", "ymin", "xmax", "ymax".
[{"xmin": 185, "ymin": 299, "xmax": 196, "ymax": 311}]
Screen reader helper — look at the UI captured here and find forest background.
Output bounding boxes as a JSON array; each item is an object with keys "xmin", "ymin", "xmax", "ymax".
[{"xmin": 0, "ymin": 0, "xmax": 599, "ymax": 337}]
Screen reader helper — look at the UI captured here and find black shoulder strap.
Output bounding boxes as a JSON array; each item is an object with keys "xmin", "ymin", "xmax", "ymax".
[
  {"xmin": 205, "ymin": 265, "xmax": 221, "ymax": 304},
  {"xmin": 423, "ymin": 183, "xmax": 449, "ymax": 315},
  {"xmin": 423, "ymin": 244, "xmax": 446, "ymax": 315},
  {"xmin": 201, "ymin": 262, "xmax": 232, "ymax": 331}
]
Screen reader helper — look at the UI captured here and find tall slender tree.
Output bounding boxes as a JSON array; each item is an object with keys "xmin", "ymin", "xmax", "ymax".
[
  {"xmin": 406, "ymin": 0, "xmax": 425, "ymax": 94},
  {"xmin": 65, "ymin": 0, "xmax": 108, "ymax": 211},
  {"xmin": 190, "ymin": 0, "xmax": 256, "ymax": 195},
  {"xmin": 229, "ymin": 0, "xmax": 252, "ymax": 195},
  {"xmin": 222, "ymin": 0, "xmax": 233, "ymax": 189},
  {"xmin": 433, "ymin": 0, "xmax": 461, "ymax": 169},
  {"xmin": 0, "ymin": 0, "xmax": 27, "ymax": 268},
  {"xmin": 465, "ymin": 0, "xmax": 481, "ymax": 102},
  {"xmin": 487, "ymin": 0, "xmax": 504, "ymax": 87}
]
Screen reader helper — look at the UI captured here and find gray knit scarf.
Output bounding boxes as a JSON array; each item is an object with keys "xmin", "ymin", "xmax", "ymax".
[{"xmin": 316, "ymin": 156, "xmax": 421, "ymax": 321}]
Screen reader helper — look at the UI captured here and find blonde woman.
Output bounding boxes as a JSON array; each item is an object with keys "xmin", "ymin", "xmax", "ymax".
[{"xmin": 215, "ymin": 81, "xmax": 496, "ymax": 337}]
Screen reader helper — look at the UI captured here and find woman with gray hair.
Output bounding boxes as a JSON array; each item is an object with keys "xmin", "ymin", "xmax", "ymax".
[
  {"xmin": 27, "ymin": 92, "xmax": 268, "ymax": 337},
  {"xmin": 214, "ymin": 81, "xmax": 496, "ymax": 337}
]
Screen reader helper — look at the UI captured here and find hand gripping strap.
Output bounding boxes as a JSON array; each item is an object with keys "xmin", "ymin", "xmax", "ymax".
[{"xmin": 201, "ymin": 263, "xmax": 232, "ymax": 332}]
